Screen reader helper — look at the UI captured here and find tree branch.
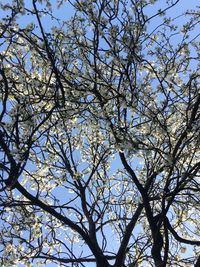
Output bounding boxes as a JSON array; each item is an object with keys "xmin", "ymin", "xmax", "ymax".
[{"xmin": 166, "ymin": 217, "xmax": 200, "ymax": 246}]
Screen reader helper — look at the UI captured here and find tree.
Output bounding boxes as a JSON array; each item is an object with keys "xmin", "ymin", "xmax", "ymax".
[{"xmin": 0, "ymin": 0, "xmax": 199, "ymax": 266}]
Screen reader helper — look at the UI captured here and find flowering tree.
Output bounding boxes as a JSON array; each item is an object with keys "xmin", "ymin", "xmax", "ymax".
[{"xmin": 0, "ymin": 0, "xmax": 199, "ymax": 266}]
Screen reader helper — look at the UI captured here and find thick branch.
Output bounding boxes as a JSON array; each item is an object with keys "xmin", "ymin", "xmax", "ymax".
[
  {"xmin": 166, "ymin": 217, "xmax": 200, "ymax": 246},
  {"xmin": 15, "ymin": 181, "xmax": 110, "ymax": 266},
  {"xmin": 114, "ymin": 204, "xmax": 143, "ymax": 267},
  {"xmin": 119, "ymin": 152, "xmax": 144, "ymax": 194}
]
